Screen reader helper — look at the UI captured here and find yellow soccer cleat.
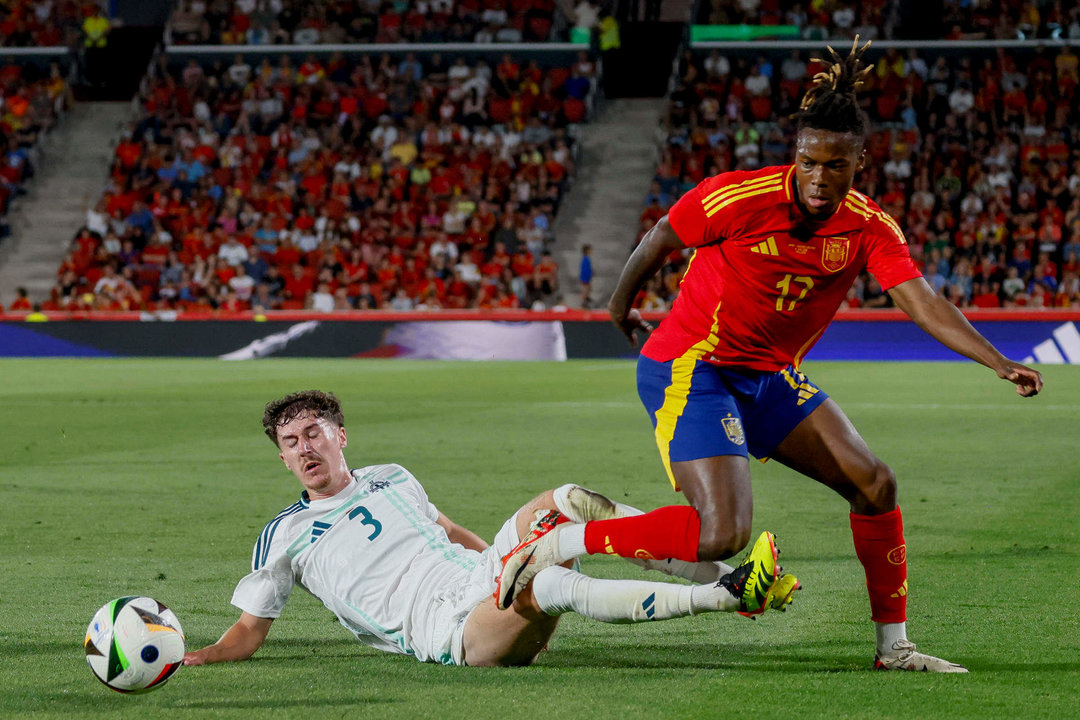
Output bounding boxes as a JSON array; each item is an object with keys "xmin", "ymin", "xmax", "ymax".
[
  {"xmin": 764, "ymin": 572, "xmax": 801, "ymax": 612},
  {"xmin": 717, "ymin": 530, "xmax": 787, "ymax": 617}
]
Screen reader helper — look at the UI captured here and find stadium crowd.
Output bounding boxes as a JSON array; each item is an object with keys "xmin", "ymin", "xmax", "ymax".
[
  {"xmin": 0, "ymin": 1, "xmax": 96, "ymax": 259},
  {"xmin": 0, "ymin": 59, "xmax": 73, "ymax": 227},
  {"xmin": 696, "ymin": 0, "xmax": 1080, "ymax": 41},
  {"xmin": 636, "ymin": 44, "xmax": 1080, "ymax": 312},
  {"xmin": 167, "ymin": 0, "xmax": 559, "ymax": 46},
  {"xmin": 38, "ymin": 51, "xmax": 596, "ymax": 313},
  {"xmin": 0, "ymin": 0, "xmax": 101, "ymax": 47}
]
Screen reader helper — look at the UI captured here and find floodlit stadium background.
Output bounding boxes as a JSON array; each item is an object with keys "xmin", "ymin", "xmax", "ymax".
[{"xmin": 0, "ymin": 2, "xmax": 1077, "ymax": 718}]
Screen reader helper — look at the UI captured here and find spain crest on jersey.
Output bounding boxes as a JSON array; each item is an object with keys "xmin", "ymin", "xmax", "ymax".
[
  {"xmin": 721, "ymin": 416, "xmax": 745, "ymax": 445},
  {"xmin": 821, "ymin": 236, "xmax": 851, "ymax": 273}
]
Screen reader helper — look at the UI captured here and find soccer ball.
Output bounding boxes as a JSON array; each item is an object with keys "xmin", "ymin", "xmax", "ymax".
[{"xmin": 84, "ymin": 596, "xmax": 185, "ymax": 693}]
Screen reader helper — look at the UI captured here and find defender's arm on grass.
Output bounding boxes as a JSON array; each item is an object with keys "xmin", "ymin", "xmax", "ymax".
[
  {"xmin": 608, "ymin": 216, "xmax": 686, "ymax": 346},
  {"xmin": 887, "ymin": 277, "xmax": 1044, "ymax": 396},
  {"xmin": 181, "ymin": 515, "xmax": 482, "ymax": 668},
  {"xmin": 183, "ymin": 612, "xmax": 273, "ymax": 666}
]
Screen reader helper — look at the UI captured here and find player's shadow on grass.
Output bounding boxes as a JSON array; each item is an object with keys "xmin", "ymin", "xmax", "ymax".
[
  {"xmin": 922, "ymin": 545, "xmax": 1061, "ymax": 559},
  {"xmin": 246, "ymin": 637, "xmax": 367, "ymax": 662},
  {"xmin": 965, "ymin": 661, "xmax": 1079, "ymax": 672},
  {"xmin": 548, "ymin": 642, "xmax": 1080, "ymax": 673},
  {"xmin": 545, "ymin": 641, "xmax": 873, "ymax": 672}
]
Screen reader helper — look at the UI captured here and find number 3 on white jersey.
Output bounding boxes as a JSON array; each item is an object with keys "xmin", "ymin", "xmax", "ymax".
[{"xmin": 348, "ymin": 505, "xmax": 382, "ymax": 540}]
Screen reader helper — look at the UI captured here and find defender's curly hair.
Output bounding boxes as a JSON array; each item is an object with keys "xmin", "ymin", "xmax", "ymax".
[
  {"xmin": 262, "ymin": 390, "xmax": 345, "ymax": 446},
  {"xmin": 793, "ymin": 36, "xmax": 873, "ymax": 139}
]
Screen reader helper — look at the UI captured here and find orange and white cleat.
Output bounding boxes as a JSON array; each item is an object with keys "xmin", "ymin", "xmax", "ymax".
[{"xmin": 494, "ymin": 510, "xmax": 570, "ymax": 610}]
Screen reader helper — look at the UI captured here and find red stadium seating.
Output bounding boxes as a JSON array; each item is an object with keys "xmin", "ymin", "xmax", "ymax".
[{"xmin": 48, "ymin": 53, "xmax": 597, "ymax": 312}]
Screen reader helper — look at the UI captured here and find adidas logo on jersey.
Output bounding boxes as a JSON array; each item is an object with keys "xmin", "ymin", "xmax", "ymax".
[
  {"xmin": 310, "ymin": 520, "xmax": 332, "ymax": 543},
  {"xmin": 750, "ymin": 237, "xmax": 780, "ymax": 256}
]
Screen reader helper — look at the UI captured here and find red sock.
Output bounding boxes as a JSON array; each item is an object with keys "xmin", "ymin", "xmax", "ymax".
[
  {"xmin": 850, "ymin": 507, "xmax": 907, "ymax": 623},
  {"xmin": 583, "ymin": 505, "xmax": 700, "ymax": 562}
]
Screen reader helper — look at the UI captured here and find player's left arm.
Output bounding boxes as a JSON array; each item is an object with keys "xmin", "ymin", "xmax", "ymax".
[
  {"xmin": 888, "ymin": 277, "xmax": 1044, "ymax": 397},
  {"xmin": 436, "ymin": 512, "xmax": 490, "ymax": 551}
]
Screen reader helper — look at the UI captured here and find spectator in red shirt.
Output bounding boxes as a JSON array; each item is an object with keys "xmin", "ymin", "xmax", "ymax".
[
  {"xmin": 9, "ymin": 287, "xmax": 32, "ymax": 311},
  {"xmin": 971, "ymin": 282, "xmax": 1002, "ymax": 308},
  {"xmin": 534, "ymin": 252, "xmax": 558, "ymax": 295},
  {"xmin": 283, "ymin": 264, "xmax": 314, "ymax": 303},
  {"xmin": 511, "ymin": 249, "xmax": 535, "ymax": 277}
]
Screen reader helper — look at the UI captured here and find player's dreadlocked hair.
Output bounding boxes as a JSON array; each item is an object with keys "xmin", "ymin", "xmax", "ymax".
[
  {"xmin": 263, "ymin": 390, "xmax": 345, "ymax": 446},
  {"xmin": 793, "ymin": 36, "xmax": 873, "ymax": 139}
]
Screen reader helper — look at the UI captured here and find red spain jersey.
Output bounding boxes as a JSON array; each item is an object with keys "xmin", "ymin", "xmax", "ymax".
[{"xmin": 643, "ymin": 164, "xmax": 920, "ymax": 372}]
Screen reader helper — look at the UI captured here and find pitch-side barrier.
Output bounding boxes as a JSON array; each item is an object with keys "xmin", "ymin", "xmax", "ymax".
[{"xmin": 1, "ymin": 309, "xmax": 1079, "ymax": 364}]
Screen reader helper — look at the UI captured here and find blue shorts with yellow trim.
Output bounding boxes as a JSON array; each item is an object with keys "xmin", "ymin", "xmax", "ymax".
[{"xmin": 637, "ymin": 355, "xmax": 829, "ymax": 489}]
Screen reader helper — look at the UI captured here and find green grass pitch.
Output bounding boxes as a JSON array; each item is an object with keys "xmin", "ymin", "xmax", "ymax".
[{"xmin": 0, "ymin": 358, "xmax": 1077, "ymax": 719}]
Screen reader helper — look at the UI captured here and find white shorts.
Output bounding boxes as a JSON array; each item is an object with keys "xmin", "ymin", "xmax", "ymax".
[{"xmin": 431, "ymin": 512, "xmax": 522, "ymax": 665}]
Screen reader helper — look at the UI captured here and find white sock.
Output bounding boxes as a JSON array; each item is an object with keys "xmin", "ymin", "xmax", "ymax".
[
  {"xmin": 532, "ymin": 566, "xmax": 740, "ymax": 623},
  {"xmin": 875, "ymin": 622, "xmax": 907, "ymax": 655},
  {"xmin": 629, "ymin": 556, "xmax": 734, "ymax": 584},
  {"xmin": 611, "ymin": 501, "xmax": 644, "ymax": 517},
  {"xmin": 556, "ymin": 523, "xmax": 587, "ymax": 560}
]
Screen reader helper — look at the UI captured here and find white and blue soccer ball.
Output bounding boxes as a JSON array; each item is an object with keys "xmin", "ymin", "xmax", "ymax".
[{"xmin": 84, "ymin": 596, "xmax": 185, "ymax": 693}]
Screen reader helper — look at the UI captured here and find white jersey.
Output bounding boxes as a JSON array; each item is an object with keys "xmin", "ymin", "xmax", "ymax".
[{"xmin": 230, "ymin": 464, "xmax": 498, "ymax": 664}]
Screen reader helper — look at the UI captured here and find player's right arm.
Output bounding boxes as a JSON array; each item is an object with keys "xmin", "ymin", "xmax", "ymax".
[
  {"xmin": 186, "ymin": 512, "xmax": 296, "ymax": 666},
  {"xmin": 183, "ymin": 612, "xmax": 273, "ymax": 666},
  {"xmin": 608, "ymin": 216, "xmax": 685, "ymax": 345}
]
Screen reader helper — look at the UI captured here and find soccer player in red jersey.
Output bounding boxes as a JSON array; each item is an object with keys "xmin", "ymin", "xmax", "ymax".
[{"xmin": 498, "ymin": 40, "xmax": 1043, "ymax": 672}]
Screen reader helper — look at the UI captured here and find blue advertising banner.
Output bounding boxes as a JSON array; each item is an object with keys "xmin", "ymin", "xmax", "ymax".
[
  {"xmin": 811, "ymin": 320, "xmax": 1080, "ymax": 364},
  {"xmin": 1, "ymin": 316, "xmax": 1078, "ymax": 364}
]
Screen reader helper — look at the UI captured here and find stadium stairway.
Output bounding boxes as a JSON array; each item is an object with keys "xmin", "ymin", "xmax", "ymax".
[
  {"xmin": 0, "ymin": 102, "xmax": 130, "ymax": 303},
  {"xmin": 552, "ymin": 97, "xmax": 665, "ymax": 308}
]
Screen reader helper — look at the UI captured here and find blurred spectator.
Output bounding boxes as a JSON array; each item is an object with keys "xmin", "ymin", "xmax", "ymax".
[
  {"xmin": 46, "ymin": 52, "xmax": 593, "ymax": 312},
  {"xmin": 8, "ymin": 285, "xmax": 30, "ymax": 311},
  {"xmin": 310, "ymin": 281, "xmax": 334, "ymax": 311},
  {"xmin": 0, "ymin": 1, "xmax": 88, "ymax": 47},
  {"xmin": 578, "ymin": 243, "xmax": 592, "ymax": 308},
  {"xmin": 574, "ymin": 1, "xmax": 600, "ymax": 35},
  {"xmin": 168, "ymin": 0, "xmax": 560, "ymax": 46},
  {"xmin": 389, "ymin": 287, "xmax": 414, "ymax": 311},
  {"xmin": 697, "ymin": 0, "xmax": 1070, "ymax": 40},
  {"xmin": 638, "ymin": 45, "xmax": 1080, "ymax": 311},
  {"xmin": 0, "ymin": 58, "xmax": 71, "ymax": 226}
]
